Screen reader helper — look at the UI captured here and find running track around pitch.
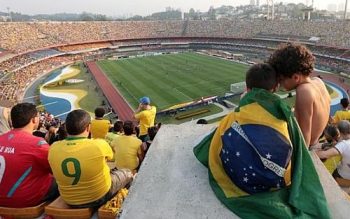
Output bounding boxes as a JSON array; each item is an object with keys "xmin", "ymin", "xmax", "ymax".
[{"xmin": 86, "ymin": 61, "xmax": 134, "ymax": 121}]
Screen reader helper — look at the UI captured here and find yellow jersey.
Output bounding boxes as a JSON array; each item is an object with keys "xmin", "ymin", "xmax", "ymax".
[
  {"xmin": 90, "ymin": 119, "xmax": 111, "ymax": 139},
  {"xmin": 48, "ymin": 137, "xmax": 113, "ymax": 205},
  {"xmin": 333, "ymin": 110, "xmax": 350, "ymax": 124},
  {"xmin": 112, "ymin": 135, "xmax": 142, "ymax": 171},
  {"xmin": 105, "ymin": 132, "xmax": 122, "ymax": 161},
  {"xmin": 134, "ymin": 106, "xmax": 156, "ymax": 136}
]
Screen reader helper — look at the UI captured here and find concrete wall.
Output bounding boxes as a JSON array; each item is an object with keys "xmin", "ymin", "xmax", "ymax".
[{"xmin": 121, "ymin": 123, "xmax": 350, "ymax": 219}]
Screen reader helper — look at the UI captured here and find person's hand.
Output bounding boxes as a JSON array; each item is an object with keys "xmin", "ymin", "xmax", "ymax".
[{"xmin": 309, "ymin": 142, "xmax": 322, "ymax": 151}]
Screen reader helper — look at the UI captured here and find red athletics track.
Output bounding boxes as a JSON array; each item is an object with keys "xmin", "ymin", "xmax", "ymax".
[{"xmin": 86, "ymin": 61, "xmax": 134, "ymax": 121}]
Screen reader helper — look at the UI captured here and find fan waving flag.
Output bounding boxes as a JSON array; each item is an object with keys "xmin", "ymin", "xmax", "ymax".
[{"xmin": 194, "ymin": 88, "xmax": 330, "ymax": 219}]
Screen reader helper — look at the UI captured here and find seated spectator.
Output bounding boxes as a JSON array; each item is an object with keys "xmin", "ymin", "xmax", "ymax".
[
  {"xmin": 0, "ymin": 106, "xmax": 11, "ymax": 135},
  {"xmin": 45, "ymin": 125, "xmax": 59, "ymax": 145},
  {"xmin": 194, "ymin": 64, "xmax": 329, "ymax": 217},
  {"xmin": 317, "ymin": 124, "xmax": 342, "ymax": 174},
  {"xmin": 134, "ymin": 97, "xmax": 157, "ymax": 142},
  {"xmin": 317, "ymin": 120, "xmax": 350, "ymax": 182},
  {"xmin": 0, "ymin": 103, "xmax": 58, "ymax": 207},
  {"xmin": 32, "ymin": 121, "xmax": 46, "ymax": 138},
  {"xmin": 90, "ymin": 107, "xmax": 111, "ymax": 139},
  {"xmin": 112, "ymin": 121, "xmax": 144, "ymax": 172},
  {"xmin": 105, "ymin": 120, "xmax": 124, "ymax": 162},
  {"xmin": 333, "ymin": 98, "xmax": 350, "ymax": 124},
  {"xmin": 56, "ymin": 123, "xmax": 68, "ymax": 141},
  {"xmin": 322, "ymin": 124, "xmax": 340, "ymax": 150},
  {"xmin": 105, "ymin": 120, "xmax": 124, "ymax": 145},
  {"xmin": 48, "ymin": 109, "xmax": 132, "ymax": 208},
  {"xmin": 145, "ymin": 126, "xmax": 159, "ymax": 151}
]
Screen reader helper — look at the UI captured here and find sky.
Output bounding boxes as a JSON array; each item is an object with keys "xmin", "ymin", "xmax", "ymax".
[{"xmin": 0, "ymin": 0, "xmax": 348, "ymax": 17}]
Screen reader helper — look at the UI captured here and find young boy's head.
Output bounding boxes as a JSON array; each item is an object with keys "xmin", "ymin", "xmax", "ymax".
[{"xmin": 245, "ymin": 63, "xmax": 278, "ymax": 92}]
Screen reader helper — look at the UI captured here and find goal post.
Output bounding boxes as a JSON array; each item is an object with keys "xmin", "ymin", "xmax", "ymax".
[{"xmin": 230, "ymin": 82, "xmax": 246, "ymax": 94}]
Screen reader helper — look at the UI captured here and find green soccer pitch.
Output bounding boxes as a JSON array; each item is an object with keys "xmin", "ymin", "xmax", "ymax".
[{"xmin": 97, "ymin": 52, "xmax": 248, "ymax": 110}]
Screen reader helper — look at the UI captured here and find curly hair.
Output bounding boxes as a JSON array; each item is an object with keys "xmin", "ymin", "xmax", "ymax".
[{"xmin": 268, "ymin": 43, "xmax": 315, "ymax": 78}]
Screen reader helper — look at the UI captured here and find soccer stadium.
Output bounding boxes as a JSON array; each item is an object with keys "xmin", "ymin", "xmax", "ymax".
[{"xmin": 1, "ymin": 1, "xmax": 350, "ymax": 218}]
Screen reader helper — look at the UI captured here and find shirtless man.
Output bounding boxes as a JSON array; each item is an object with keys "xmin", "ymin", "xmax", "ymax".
[{"xmin": 269, "ymin": 43, "xmax": 330, "ymax": 147}]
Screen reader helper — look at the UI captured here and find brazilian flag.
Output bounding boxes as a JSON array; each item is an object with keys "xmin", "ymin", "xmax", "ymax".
[{"xmin": 194, "ymin": 88, "xmax": 330, "ymax": 218}]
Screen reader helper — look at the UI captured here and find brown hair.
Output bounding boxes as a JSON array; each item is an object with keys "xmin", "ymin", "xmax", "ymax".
[{"xmin": 268, "ymin": 43, "xmax": 315, "ymax": 78}]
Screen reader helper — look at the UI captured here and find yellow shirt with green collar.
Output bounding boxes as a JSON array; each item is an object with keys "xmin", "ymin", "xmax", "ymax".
[
  {"xmin": 134, "ymin": 106, "xmax": 156, "ymax": 136},
  {"xmin": 48, "ymin": 137, "xmax": 113, "ymax": 205}
]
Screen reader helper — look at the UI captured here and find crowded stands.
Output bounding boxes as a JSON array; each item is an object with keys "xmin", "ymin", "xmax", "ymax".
[
  {"xmin": 0, "ymin": 20, "xmax": 349, "ymax": 106},
  {"xmin": 0, "ymin": 20, "xmax": 349, "ymax": 54}
]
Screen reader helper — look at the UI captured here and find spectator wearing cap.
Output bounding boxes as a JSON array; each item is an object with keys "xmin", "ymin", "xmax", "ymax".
[
  {"xmin": 333, "ymin": 98, "xmax": 350, "ymax": 124},
  {"xmin": 90, "ymin": 107, "xmax": 111, "ymax": 139},
  {"xmin": 134, "ymin": 96, "xmax": 157, "ymax": 142},
  {"xmin": 316, "ymin": 120, "xmax": 350, "ymax": 182}
]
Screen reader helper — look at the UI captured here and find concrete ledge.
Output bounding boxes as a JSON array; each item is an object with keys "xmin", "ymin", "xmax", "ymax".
[
  {"xmin": 121, "ymin": 124, "xmax": 238, "ymax": 219},
  {"xmin": 121, "ymin": 123, "xmax": 350, "ymax": 218}
]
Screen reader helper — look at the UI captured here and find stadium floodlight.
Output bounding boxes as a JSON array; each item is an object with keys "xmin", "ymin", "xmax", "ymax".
[
  {"xmin": 6, "ymin": 7, "xmax": 12, "ymax": 22},
  {"xmin": 266, "ymin": 0, "xmax": 274, "ymax": 20},
  {"xmin": 345, "ymin": 0, "xmax": 348, "ymax": 19}
]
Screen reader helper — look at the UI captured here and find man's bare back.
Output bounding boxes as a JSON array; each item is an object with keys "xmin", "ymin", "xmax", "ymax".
[{"xmin": 295, "ymin": 77, "xmax": 330, "ymax": 146}]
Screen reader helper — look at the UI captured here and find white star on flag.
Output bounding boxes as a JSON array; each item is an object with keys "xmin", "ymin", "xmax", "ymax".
[
  {"xmin": 266, "ymin": 153, "xmax": 272, "ymax": 159},
  {"xmin": 249, "ymin": 166, "xmax": 253, "ymax": 169},
  {"xmin": 236, "ymin": 152, "xmax": 240, "ymax": 157},
  {"xmin": 252, "ymin": 173, "xmax": 256, "ymax": 176},
  {"xmin": 228, "ymin": 132, "xmax": 232, "ymax": 136},
  {"xmin": 243, "ymin": 177, "xmax": 248, "ymax": 183},
  {"xmin": 222, "ymin": 149, "xmax": 225, "ymax": 153}
]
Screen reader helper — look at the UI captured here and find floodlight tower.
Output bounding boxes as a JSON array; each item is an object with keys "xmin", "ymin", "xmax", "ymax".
[
  {"xmin": 266, "ymin": 0, "xmax": 274, "ymax": 20},
  {"xmin": 345, "ymin": 0, "xmax": 348, "ymax": 19},
  {"xmin": 6, "ymin": 7, "xmax": 12, "ymax": 22}
]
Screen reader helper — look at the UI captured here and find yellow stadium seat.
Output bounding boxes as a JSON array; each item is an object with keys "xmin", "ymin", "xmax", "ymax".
[
  {"xmin": 0, "ymin": 202, "xmax": 47, "ymax": 219},
  {"xmin": 44, "ymin": 197, "xmax": 93, "ymax": 219}
]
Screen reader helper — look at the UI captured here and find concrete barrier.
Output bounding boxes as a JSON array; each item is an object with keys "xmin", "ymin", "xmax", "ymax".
[{"xmin": 121, "ymin": 123, "xmax": 350, "ymax": 219}]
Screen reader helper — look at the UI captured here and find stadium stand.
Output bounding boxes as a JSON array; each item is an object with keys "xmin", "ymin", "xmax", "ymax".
[
  {"xmin": 0, "ymin": 20, "xmax": 349, "ymax": 108},
  {"xmin": 1, "ymin": 20, "xmax": 350, "ymax": 218}
]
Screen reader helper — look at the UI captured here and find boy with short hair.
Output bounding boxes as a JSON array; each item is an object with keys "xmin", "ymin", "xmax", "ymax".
[
  {"xmin": 90, "ymin": 107, "xmax": 111, "ymax": 139},
  {"xmin": 193, "ymin": 63, "xmax": 329, "ymax": 218}
]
